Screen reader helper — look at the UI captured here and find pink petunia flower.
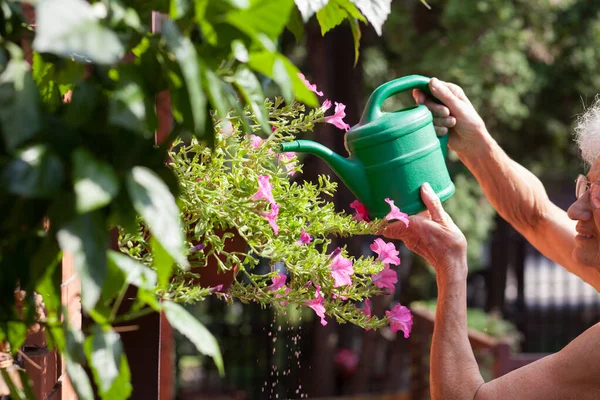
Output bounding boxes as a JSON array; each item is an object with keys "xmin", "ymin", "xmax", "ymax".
[
  {"xmin": 324, "ymin": 102, "xmax": 351, "ymax": 132},
  {"xmin": 252, "ymin": 175, "xmax": 275, "ymax": 205},
  {"xmin": 278, "ymin": 152, "xmax": 297, "ymax": 176},
  {"xmin": 350, "ymin": 200, "xmax": 370, "ymax": 222},
  {"xmin": 249, "ymin": 134, "xmax": 264, "ymax": 148},
  {"xmin": 330, "ymin": 253, "xmax": 354, "ymax": 287},
  {"xmin": 298, "ymin": 72, "xmax": 323, "ymax": 96},
  {"xmin": 370, "ymin": 238, "xmax": 401, "ymax": 265},
  {"xmin": 219, "ymin": 120, "xmax": 234, "ymax": 137},
  {"xmin": 386, "ymin": 304, "xmax": 413, "ymax": 339},
  {"xmin": 371, "ymin": 265, "xmax": 398, "ymax": 292},
  {"xmin": 384, "ymin": 198, "xmax": 410, "ymax": 226},
  {"xmin": 305, "ymin": 285, "xmax": 327, "ymax": 326},
  {"xmin": 322, "ymin": 99, "xmax": 332, "ymax": 111},
  {"xmin": 268, "ymin": 272, "xmax": 290, "ymax": 304},
  {"xmin": 271, "ymin": 126, "xmax": 277, "ymax": 133},
  {"xmin": 296, "ymin": 229, "xmax": 312, "ymax": 245},
  {"xmin": 261, "ymin": 203, "xmax": 280, "ymax": 235}
]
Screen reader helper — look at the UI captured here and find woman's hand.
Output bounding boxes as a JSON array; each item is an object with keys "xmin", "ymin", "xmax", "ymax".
[
  {"xmin": 413, "ymin": 78, "xmax": 490, "ymax": 156},
  {"xmin": 382, "ymin": 182, "xmax": 468, "ymax": 283}
]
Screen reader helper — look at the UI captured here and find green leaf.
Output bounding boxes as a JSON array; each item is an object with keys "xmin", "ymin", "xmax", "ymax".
[
  {"xmin": 232, "ymin": 66, "xmax": 270, "ymax": 133},
  {"xmin": 86, "ymin": 325, "xmax": 131, "ymax": 399},
  {"xmin": 163, "ymin": 301, "xmax": 224, "ymax": 375},
  {"xmin": 162, "ymin": 19, "xmax": 207, "ymax": 138},
  {"xmin": 33, "ymin": 0, "xmax": 125, "ymax": 64},
  {"xmin": 56, "ymin": 212, "xmax": 107, "ymax": 310},
  {"xmin": 248, "ymin": 52, "xmax": 318, "ymax": 106},
  {"xmin": 35, "ymin": 260, "xmax": 62, "ymax": 322},
  {"xmin": 102, "ymin": 353, "xmax": 132, "ymax": 400},
  {"xmin": 273, "ymin": 58, "xmax": 293, "ymax": 104},
  {"xmin": 200, "ymin": 64, "xmax": 231, "ymax": 121},
  {"xmin": 1, "ymin": 145, "xmax": 65, "ymax": 198},
  {"xmin": 108, "ymin": 79, "xmax": 148, "ymax": 135},
  {"xmin": 350, "ymin": 18, "xmax": 361, "ymax": 67},
  {"xmin": 6, "ymin": 321, "xmax": 27, "ymax": 353},
  {"xmin": 169, "ymin": 0, "xmax": 189, "ymax": 19},
  {"xmin": 335, "ymin": 0, "xmax": 367, "ymax": 21},
  {"xmin": 231, "ymin": 40, "xmax": 249, "ymax": 63},
  {"xmin": 0, "ymin": 48, "xmax": 41, "ymax": 152},
  {"xmin": 226, "ymin": 0, "xmax": 294, "ymax": 39},
  {"xmin": 126, "ymin": 166, "xmax": 188, "ymax": 268},
  {"xmin": 316, "ymin": 1, "xmax": 347, "ymax": 35},
  {"xmin": 32, "ymin": 52, "xmax": 62, "ymax": 112},
  {"xmin": 64, "ymin": 323, "xmax": 94, "ymax": 400},
  {"xmin": 294, "ymin": 0, "xmax": 328, "ymax": 22},
  {"xmin": 73, "ymin": 148, "xmax": 120, "ymax": 213},
  {"xmin": 107, "ymin": 251, "xmax": 157, "ymax": 290},
  {"xmin": 151, "ymin": 236, "xmax": 174, "ymax": 290},
  {"xmin": 349, "ymin": 0, "xmax": 390, "ymax": 35},
  {"xmin": 286, "ymin": 6, "xmax": 304, "ymax": 43}
]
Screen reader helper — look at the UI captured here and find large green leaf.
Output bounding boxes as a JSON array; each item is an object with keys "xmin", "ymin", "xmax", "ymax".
[
  {"xmin": 285, "ymin": 6, "xmax": 304, "ymax": 43},
  {"xmin": 126, "ymin": 166, "xmax": 188, "ymax": 268},
  {"xmin": 107, "ymin": 251, "xmax": 157, "ymax": 290},
  {"xmin": 0, "ymin": 48, "xmax": 41, "ymax": 152},
  {"xmin": 294, "ymin": 0, "xmax": 328, "ymax": 22},
  {"xmin": 32, "ymin": 52, "xmax": 62, "ymax": 112},
  {"xmin": 316, "ymin": 1, "xmax": 347, "ymax": 35},
  {"xmin": 108, "ymin": 78, "xmax": 148, "ymax": 135},
  {"xmin": 200, "ymin": 64, "xmax": 231, "ymax": 122},
  {"xmin": 226, "ymin": 0, "xmax": 294, "ymax": 40},
  {"xmin": 73, "ymin": 148, "xmax": 120, "ymax": 214},
  {"xmin": 85, "ymin": 325, "xmax": 131, "ymax": 400},
  {"xmin": 232, "ymin": 66, "xmax": 270, "ymax": 133},
  {"xmin": 162, "ymin": 19, "xmax": 207, "ymax": 139},
  {"xmin": 2, "ymin": 145, "xmax": 64, "ymax": 198},
  {"xmin": 151, "ymin": 236, "xmax": 174, "ymax": 290},
  {"xmin": 163, "ymin": 301, "xmax": 224, "ymax": 375},
  {"xmin": 349, "ymin": 0, "xmax": 390, "ymax": 35},
  {"xmin": 64, "ymin": 323, "xmax": 94, "ymax": 400},
  {"xmin": 56, "ymin": 212, "xmax": 107, "ymax": 310},
  {"xmin": 33, "ymin": 0, "xmax": 124, "ymax": 64},
  {"xmin": 248, "ymin": 51, "xmax": 318, "ymax": 107}
]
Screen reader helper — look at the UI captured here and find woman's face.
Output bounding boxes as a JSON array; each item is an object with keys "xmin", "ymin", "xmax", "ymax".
[{"xmin": 567, "ymin": 157, "xmax": 600, "ymax": 267}]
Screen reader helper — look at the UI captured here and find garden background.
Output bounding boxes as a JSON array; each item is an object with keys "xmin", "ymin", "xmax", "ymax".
[{"xmin": 1, "ymin": 0, "xmax": 600, "ymax": 399}]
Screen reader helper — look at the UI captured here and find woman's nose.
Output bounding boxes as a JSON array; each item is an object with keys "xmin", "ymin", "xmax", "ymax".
[{"xmin": 567, "ymin": 193, "xmax": 593, "ymax": 221}]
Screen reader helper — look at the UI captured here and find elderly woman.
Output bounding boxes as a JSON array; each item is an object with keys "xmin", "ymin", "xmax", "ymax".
[{"xmin": 383, "ymin": 78, "xmax": 600, "ymax": 399}]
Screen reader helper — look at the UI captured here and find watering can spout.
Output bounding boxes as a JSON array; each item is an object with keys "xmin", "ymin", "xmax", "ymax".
[{"xmin": 280, "ymin": 140, "xmax": 371, "ymax": 206}]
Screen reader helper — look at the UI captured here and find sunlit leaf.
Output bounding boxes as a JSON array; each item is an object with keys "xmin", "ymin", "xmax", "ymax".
[
  {"xmin": 2, "ymin": 145, "xmax": 64, "ymax": 198},
  {"xmin": 226, "ymin": 0, "xmax": 294, "ymax": 39},
  {"xmin": 316, "ymin": 1, "xmax": 347, "ymax": 34},
  {"xmin": 126, "ymin": 166, "xmax": 188, "ymax": 268},
  {"xmin": 108, "ymin": 78, "xmax": 148, "ymax": 135},
  {"xmin": 0, "ymin": 47, "xmax": 41, "ymax": 152},
  {"xmin": 163, "ymin": 301, "xmax": 224, "ymax": 375},
  {"xmin": 151, "ymin": 236, "xmax": 174, "ymax": 290},
  {"xmin": 350, "ymin": 0, "xmax": 391, "ymax": 35},
  {"xmin": 294, "ymin": 0, "xmax": 328, "ymax": 21},
  {"xmin": 56, "ymin": 212, "xmax": 107, "ymax": 310},
  {"xmin": 169, "ymin": 0, "xmax": 189, "ymax": 19},
  {"xmin": 107, "ymin": 251, "xmax": 157, "ymax": 290},
  {"xmin": 64, "ymin": 323, "xmax": 94, "ymax": 400},
  {"xmin": 86, "ymin": 325, "xmax": 131, "ymax": 400},
  {"xmin": 73, "ymin": 148, "xmax": 120, "ymax": 213},
  {"xmin": 33, "ymin": 0, "xmax": 124, "ymax": 64},
  {"xmin": 232, "ymin": 66, "xmax": 270, "ymax": 133},
  {"xmin": 200, "ymin": 64, "xmax": 231, "ymax": 121},
  {"xmin": 162, "ymin": 19, "xmax": 207, "ymax": 138}
]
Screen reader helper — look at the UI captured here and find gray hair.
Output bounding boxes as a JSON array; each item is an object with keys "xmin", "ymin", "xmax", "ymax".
[{"xmin": 574, "ymin": 95, "xmax": 600, "ymax": 166}]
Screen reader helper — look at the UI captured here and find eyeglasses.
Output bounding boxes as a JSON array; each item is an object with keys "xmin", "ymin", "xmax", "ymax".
[{"xmin": 575, "ymin": 174, "xmax": 600, "ymax": 209}]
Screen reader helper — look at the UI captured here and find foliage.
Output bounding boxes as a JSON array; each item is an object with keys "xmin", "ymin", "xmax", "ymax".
[
  {"xmin": 0, "ymin": 0, "xmax": 399, "ymax": 398},
  {"xmin": 121, "ymin": 99, "xmax": 401, "ymax": 329}
]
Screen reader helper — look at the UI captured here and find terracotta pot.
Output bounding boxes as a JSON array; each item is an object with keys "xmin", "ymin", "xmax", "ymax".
[{"xmin": 187, "ymin": 230, "xmax": 247, "ymax": 291}]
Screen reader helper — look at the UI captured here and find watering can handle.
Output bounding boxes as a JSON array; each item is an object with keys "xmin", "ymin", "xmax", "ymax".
[{"xmin": 361, "ymin": 74, "xmax": 449, "ymax": 157}]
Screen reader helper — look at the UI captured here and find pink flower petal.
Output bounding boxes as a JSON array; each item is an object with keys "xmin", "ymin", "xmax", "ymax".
[
  {"xmin": 322, "ymin": 99, "xmax": 332, "ymax": 111},
  {"xmin": 268, "ymin": 272, "xmax": 287, "ymax": 291},
  {"xmin": 386, "ymin": 304, "xmax": 413, "ymax": 339},
  {"xmin": 252, "ymin": 175, "xmax": 275, "ymax": 205},
  {"xmin": 260, "ymin": 203, "xmax": 280, "ymax": 235},
  {"xmin": 219, "ymin": 120, "xmax": 234, "ymax": 137},
  {"xmin": 384, "ymin": 198, "xmax": 409, "ymax": 226},
  {"xmin": 296, "ymin": 229, "xmax": 312, "ymax": 245},
  {"xmin": 371, "ymin": 265, "xmax": 398, "ymax": 292},
  {"xmin": 249, "ymin": 134, "xmax": 264, "ymax": 148},
  {"xmin": 350, "ymin": 200, "xmax": 370, "ymax": 222},
  {"xmin": 298, "ymin": 72, "xmax": 323, "ymax": 96},
  {"xmin": 305, "ymin": 285, "xmax": 327, "ymax": 326},
  {"xmin": 330, "ymin": 254, "xmax": 354, "ymax": 287},
  {"xmin": 324, "ymin": 102, "xmax": 350, "ymax": 132},
  {"xmin": 370, "ymin": 238, "xmax": 401, "ymax": 265}
]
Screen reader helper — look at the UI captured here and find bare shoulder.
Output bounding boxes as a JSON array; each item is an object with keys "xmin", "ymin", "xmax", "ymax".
[{"xmin": 477, "ymin": 323, "xmax": 600, "ymax": 400}]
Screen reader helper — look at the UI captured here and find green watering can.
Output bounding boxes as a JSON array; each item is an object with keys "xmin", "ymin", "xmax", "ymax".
[{"xmin": 280, "ymin": 75, "xmax": 455, "ymax": 218}]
